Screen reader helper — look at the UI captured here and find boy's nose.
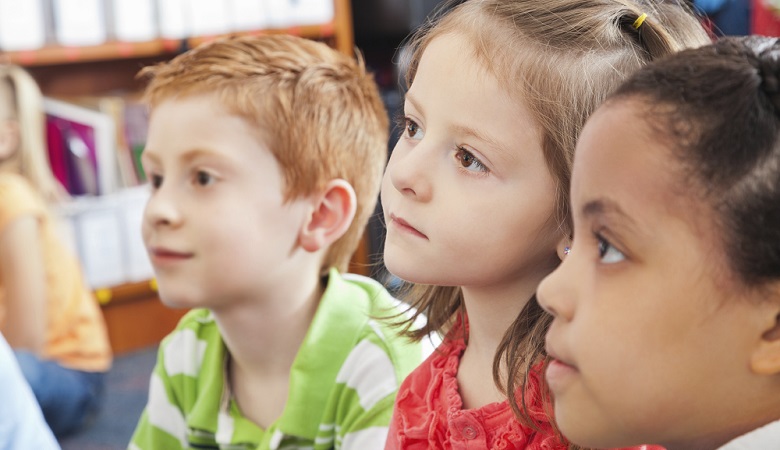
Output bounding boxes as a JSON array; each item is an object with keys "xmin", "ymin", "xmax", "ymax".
[{"xmin": 143, "ymin": 185, "xmax": 183, "ymax": 229}]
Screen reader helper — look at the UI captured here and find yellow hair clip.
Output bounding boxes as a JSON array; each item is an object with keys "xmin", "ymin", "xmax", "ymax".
[{"xmin": 633, "ymin": 12, "xmax": 648, "ymax": 29}]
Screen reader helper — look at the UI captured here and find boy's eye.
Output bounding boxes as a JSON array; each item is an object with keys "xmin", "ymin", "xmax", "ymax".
[
  {"xmin": 150, "ymin": 174, "xmax": 163, "ymax": 189},
  {"xmin": 195, "ymin": 171, "xmax": 214, "ymax": 186},
  {"xmin": 597, "ymin": 234, "xmax": 625, "ymax": 264},
  {"xmin": 405, "ymin": 118, "xmax": 424, "ymax": 140},
  {"xmin": 455, "ymin": 147, "xmax": 488, "ymax": 173}
]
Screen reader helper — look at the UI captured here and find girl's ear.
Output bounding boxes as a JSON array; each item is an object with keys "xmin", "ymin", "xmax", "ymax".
[
  {"xmin": 0, "ymin": 120, "xmax": 19, "ymax": 160},
  {"xmin": 555, "ymin": 235, "xmax": 572, "ymax": 261},
  {"xmin": 299, "ymin": 179, "xmax": 357, "ymax": 253},
  {"xmin": 750, "ymin": 293, "xmax": 780, "ymax": 376}
]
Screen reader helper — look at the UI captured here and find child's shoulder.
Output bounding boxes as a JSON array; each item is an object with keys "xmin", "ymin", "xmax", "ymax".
[
  {"xmin": 323, "ymin": 270, "xmax": 410, "ymax": 335},
  {"xmin": 159, "ymin": 308, "xmax": 222, "ymax": 355},
  {"xmin": 154, "ymin": 309, "xmax": 227, "ymax": 385},
  {"xmin": 0, "ymin": 172, "xmax": 48, "ymax": 227},
  {"xmin": 318, "ymin": 270, "xmax": 422, "ymax": 376},
  {"xmin": 0, "ymin": 172, "xmax": 40, "ymax": 201}
]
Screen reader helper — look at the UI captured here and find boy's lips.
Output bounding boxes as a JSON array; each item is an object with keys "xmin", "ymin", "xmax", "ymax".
[
  {"xmin": 148, "ymin": 246, "xmax": 194, "ymax": 261},
  {"xmin": 389, "ymin": 214, "xmax": 428, "ymax": 239}
]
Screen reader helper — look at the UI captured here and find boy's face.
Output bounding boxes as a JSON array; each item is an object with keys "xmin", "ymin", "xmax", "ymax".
[
  {"xmin": 141, "ymin": 94, "xmax": 312, "ymax": 310},
  {"xmin": 538, "ymin": 100, "xmax": 766, "ymax": 449},
  {"xmin": 381, "ymin": 32, "xmax": 561, "ymax": 295}
]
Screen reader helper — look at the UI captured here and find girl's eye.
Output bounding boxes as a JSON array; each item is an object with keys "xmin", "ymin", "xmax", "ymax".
[
  {"xmin": 455, "ymin": 147, "xmax": 488, "ymax": 173},
  {"xmin": 597, "ymin": 234, "xmax": 625, "ymax": 264},
  {"xmin": 150, "ymin": 174, "xmax": 163, "ymax": 189},
  {"xmin": 405, "ymin": 118, "xmax": 424, "ymax": 140},
  {"xmin": 195, "ymin": 171, "xmax": 215, "ymax": 186}
]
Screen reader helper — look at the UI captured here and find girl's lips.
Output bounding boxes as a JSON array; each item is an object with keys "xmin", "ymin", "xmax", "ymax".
[
  {"xmin": 546, "ymin": 357, "xmax": 579, "ymax": 392},
  {"xmin": 389, "ymin": 214, "xmax": 429, "ymax": 239}
]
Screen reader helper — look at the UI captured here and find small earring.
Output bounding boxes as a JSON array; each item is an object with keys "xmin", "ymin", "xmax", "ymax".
[{"xmin": 563, "ymin": 246, "xmax": 571, "ymax": 255}]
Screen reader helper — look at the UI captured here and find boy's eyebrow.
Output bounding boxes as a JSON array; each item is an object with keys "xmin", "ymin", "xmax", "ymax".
[
  {"xmin": 178, "ymin": 148, "xmax": 222, "ymax": 164},
  {"xmin": 140, "ymin": 150, "xmax": 159, "ymax": 164}
]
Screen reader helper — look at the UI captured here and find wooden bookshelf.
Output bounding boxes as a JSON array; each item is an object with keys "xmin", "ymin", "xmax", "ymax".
[
  {"xmin": 96, "ymin": 280, "xmax": 186, "ymax": 355},
  {"xmin": 1, "ymin": 0, "xmax": 354, "ymax": 67}
]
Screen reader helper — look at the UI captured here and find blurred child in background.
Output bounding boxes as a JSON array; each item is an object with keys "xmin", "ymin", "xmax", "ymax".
[
  {"xmin": 0, "ymin": 331, "xmax": 59, "ymax": 449},
  {"xmin": 0, "ymin": 63, "xmax": 112, "ymax": 437}
]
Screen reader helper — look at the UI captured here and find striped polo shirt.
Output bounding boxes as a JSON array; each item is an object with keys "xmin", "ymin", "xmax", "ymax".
[{"xmin": 129, "ymin": 269, "xmax": 421, "ymax": 450}]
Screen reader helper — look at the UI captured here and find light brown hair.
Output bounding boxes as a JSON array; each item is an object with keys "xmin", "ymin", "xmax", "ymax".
[
  {"xmin": 390, "ymin": 0, "xmax": 710, "ymax": 439},
  {"xmin": 139, "ymin": 34, "xmax": 389, "ymax": 274}
]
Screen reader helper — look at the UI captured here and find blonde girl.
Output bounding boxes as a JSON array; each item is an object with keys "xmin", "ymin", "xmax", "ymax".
[
  {"xmin": 380, "ymin": 0, "xmax": 710, "ymax": 448},
  {"xmin": 0, "ymin": 64, "xmax": 111, "ymax": 437}
]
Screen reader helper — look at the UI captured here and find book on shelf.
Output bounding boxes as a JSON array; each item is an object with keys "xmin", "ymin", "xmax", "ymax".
[
  {"xmin": 51, "ymin": 0, "xmax": 108, "ymax": 46},
  {"xmin": 55, "ymin": 186, "xmax": 154, "ymax": 289},
  {"xmin": 44, "ymin": 97, "xmax": 118, "ymax": 196},
  {"xmin": 229, "ymin": 0, "xmax": 270, "ymax": 32},
  {"xmin": 0, "ymin": 0, "xmax": 48, "ymax": 51},
  {"xmin": 190, "ymin": 0, "xmax": 231, "ymax": 37},
  {"xmin": 44, "ymin": 94, "xmax": 154, "ymax": 288},
  {"xmin": 107, "ymin": 0, "xmax": 158, "ymax": 42}
]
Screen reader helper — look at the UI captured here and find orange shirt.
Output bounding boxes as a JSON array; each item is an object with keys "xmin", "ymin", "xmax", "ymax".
[{"xmin": 0, "ymin": 173, "xmax": 111, "ymax": 372}]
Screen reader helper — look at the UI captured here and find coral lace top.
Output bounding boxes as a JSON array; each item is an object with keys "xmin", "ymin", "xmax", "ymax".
[{"xmin": 385, "ymin": 326, "xmax": 663, "ymax": 450}]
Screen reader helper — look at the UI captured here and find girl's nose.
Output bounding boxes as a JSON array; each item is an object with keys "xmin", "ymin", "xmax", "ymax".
[
  {"xmin": 537, "ymin": 252, "xmax": 575, "ymax": 322},
  {"xmin": 385, "ymin": 141, "xmax": 433, "ymax": 203}
]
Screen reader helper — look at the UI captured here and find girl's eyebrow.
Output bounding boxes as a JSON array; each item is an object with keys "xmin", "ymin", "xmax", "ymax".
[
  {"xmin": 582, "ymin": 197, "xmax": 646, "ymax": 237},
  {"xmin": 406, "ymin": 91, "xmax": 512, "ymax": 160},
  {"xmin": 404, "ymin": 92, "xmax": 424, "ymax": 116}
]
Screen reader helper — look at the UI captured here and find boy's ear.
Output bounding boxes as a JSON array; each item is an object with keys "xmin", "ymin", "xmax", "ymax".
[
  {"xmin": 750, "ymin": 294, "xmax": 780, "ymax": 376},
  {"xmin": 299, "ymin": 179, "xmax": 357, "ymax": 253},
  {"xmin": 0, "ymin": 120, "xmax": 19, "ymax": 160}
]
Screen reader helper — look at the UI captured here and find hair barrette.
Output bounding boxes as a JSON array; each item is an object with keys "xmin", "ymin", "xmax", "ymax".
[{"xmin": 633, "ymin": 12, "xmax": 648, "ymax": 29}]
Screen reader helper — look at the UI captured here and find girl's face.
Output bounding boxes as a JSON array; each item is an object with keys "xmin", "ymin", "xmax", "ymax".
[
  {"xmin": 0, "ymin": 82, "xmax": 18, "ymax": 162},
  {"xmin": 538, "ymin": 99, "xmax": 771, "ymax": 450},
  {"xmin": 381, "ymin": 32, "xmax": 561, "ymax": 296}
]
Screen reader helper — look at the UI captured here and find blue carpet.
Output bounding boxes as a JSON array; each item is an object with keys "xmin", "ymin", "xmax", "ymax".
[{"xmin": 59, "ymin": 346, "xmax": 158, "ymax": 450}]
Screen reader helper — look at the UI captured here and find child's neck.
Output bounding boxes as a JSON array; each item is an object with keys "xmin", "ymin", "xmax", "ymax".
[
  {"xmin": 456, "ymin": 276, "xmax": 542, "ymax": 409},
  {"xmin": 213, "ymin": 272, "xmax": 324, "ymax": 428},
  {"xmin": 0, "ymin": 158, "xmax": 20, "ymax": 174}
]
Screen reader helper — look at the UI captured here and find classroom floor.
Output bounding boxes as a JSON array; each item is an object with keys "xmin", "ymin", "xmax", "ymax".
[{"xmin": 59, "ymin": 346, "xmax": 157, "ymax": 450}]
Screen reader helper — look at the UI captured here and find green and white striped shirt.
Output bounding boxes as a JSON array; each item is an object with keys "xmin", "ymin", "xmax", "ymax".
[{"xmin": 129, "ymin": 270, "xmax": 421, "ymax": 450}]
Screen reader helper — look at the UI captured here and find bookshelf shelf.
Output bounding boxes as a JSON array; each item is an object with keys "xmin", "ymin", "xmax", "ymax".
[
  {"xmin": 1, "ymin": 0, "xmax": 354, "ymax": 67},
  {"xmin": 2, "ymin": 22, "xmax": 345, "ymax": 67},
  {"xmin": 97, "ymin": 280, "xmax": 188, "ymax": 355},
  {"xmin": 2, "ymin": 40, "xmax": 177, "ymax": 67}
]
